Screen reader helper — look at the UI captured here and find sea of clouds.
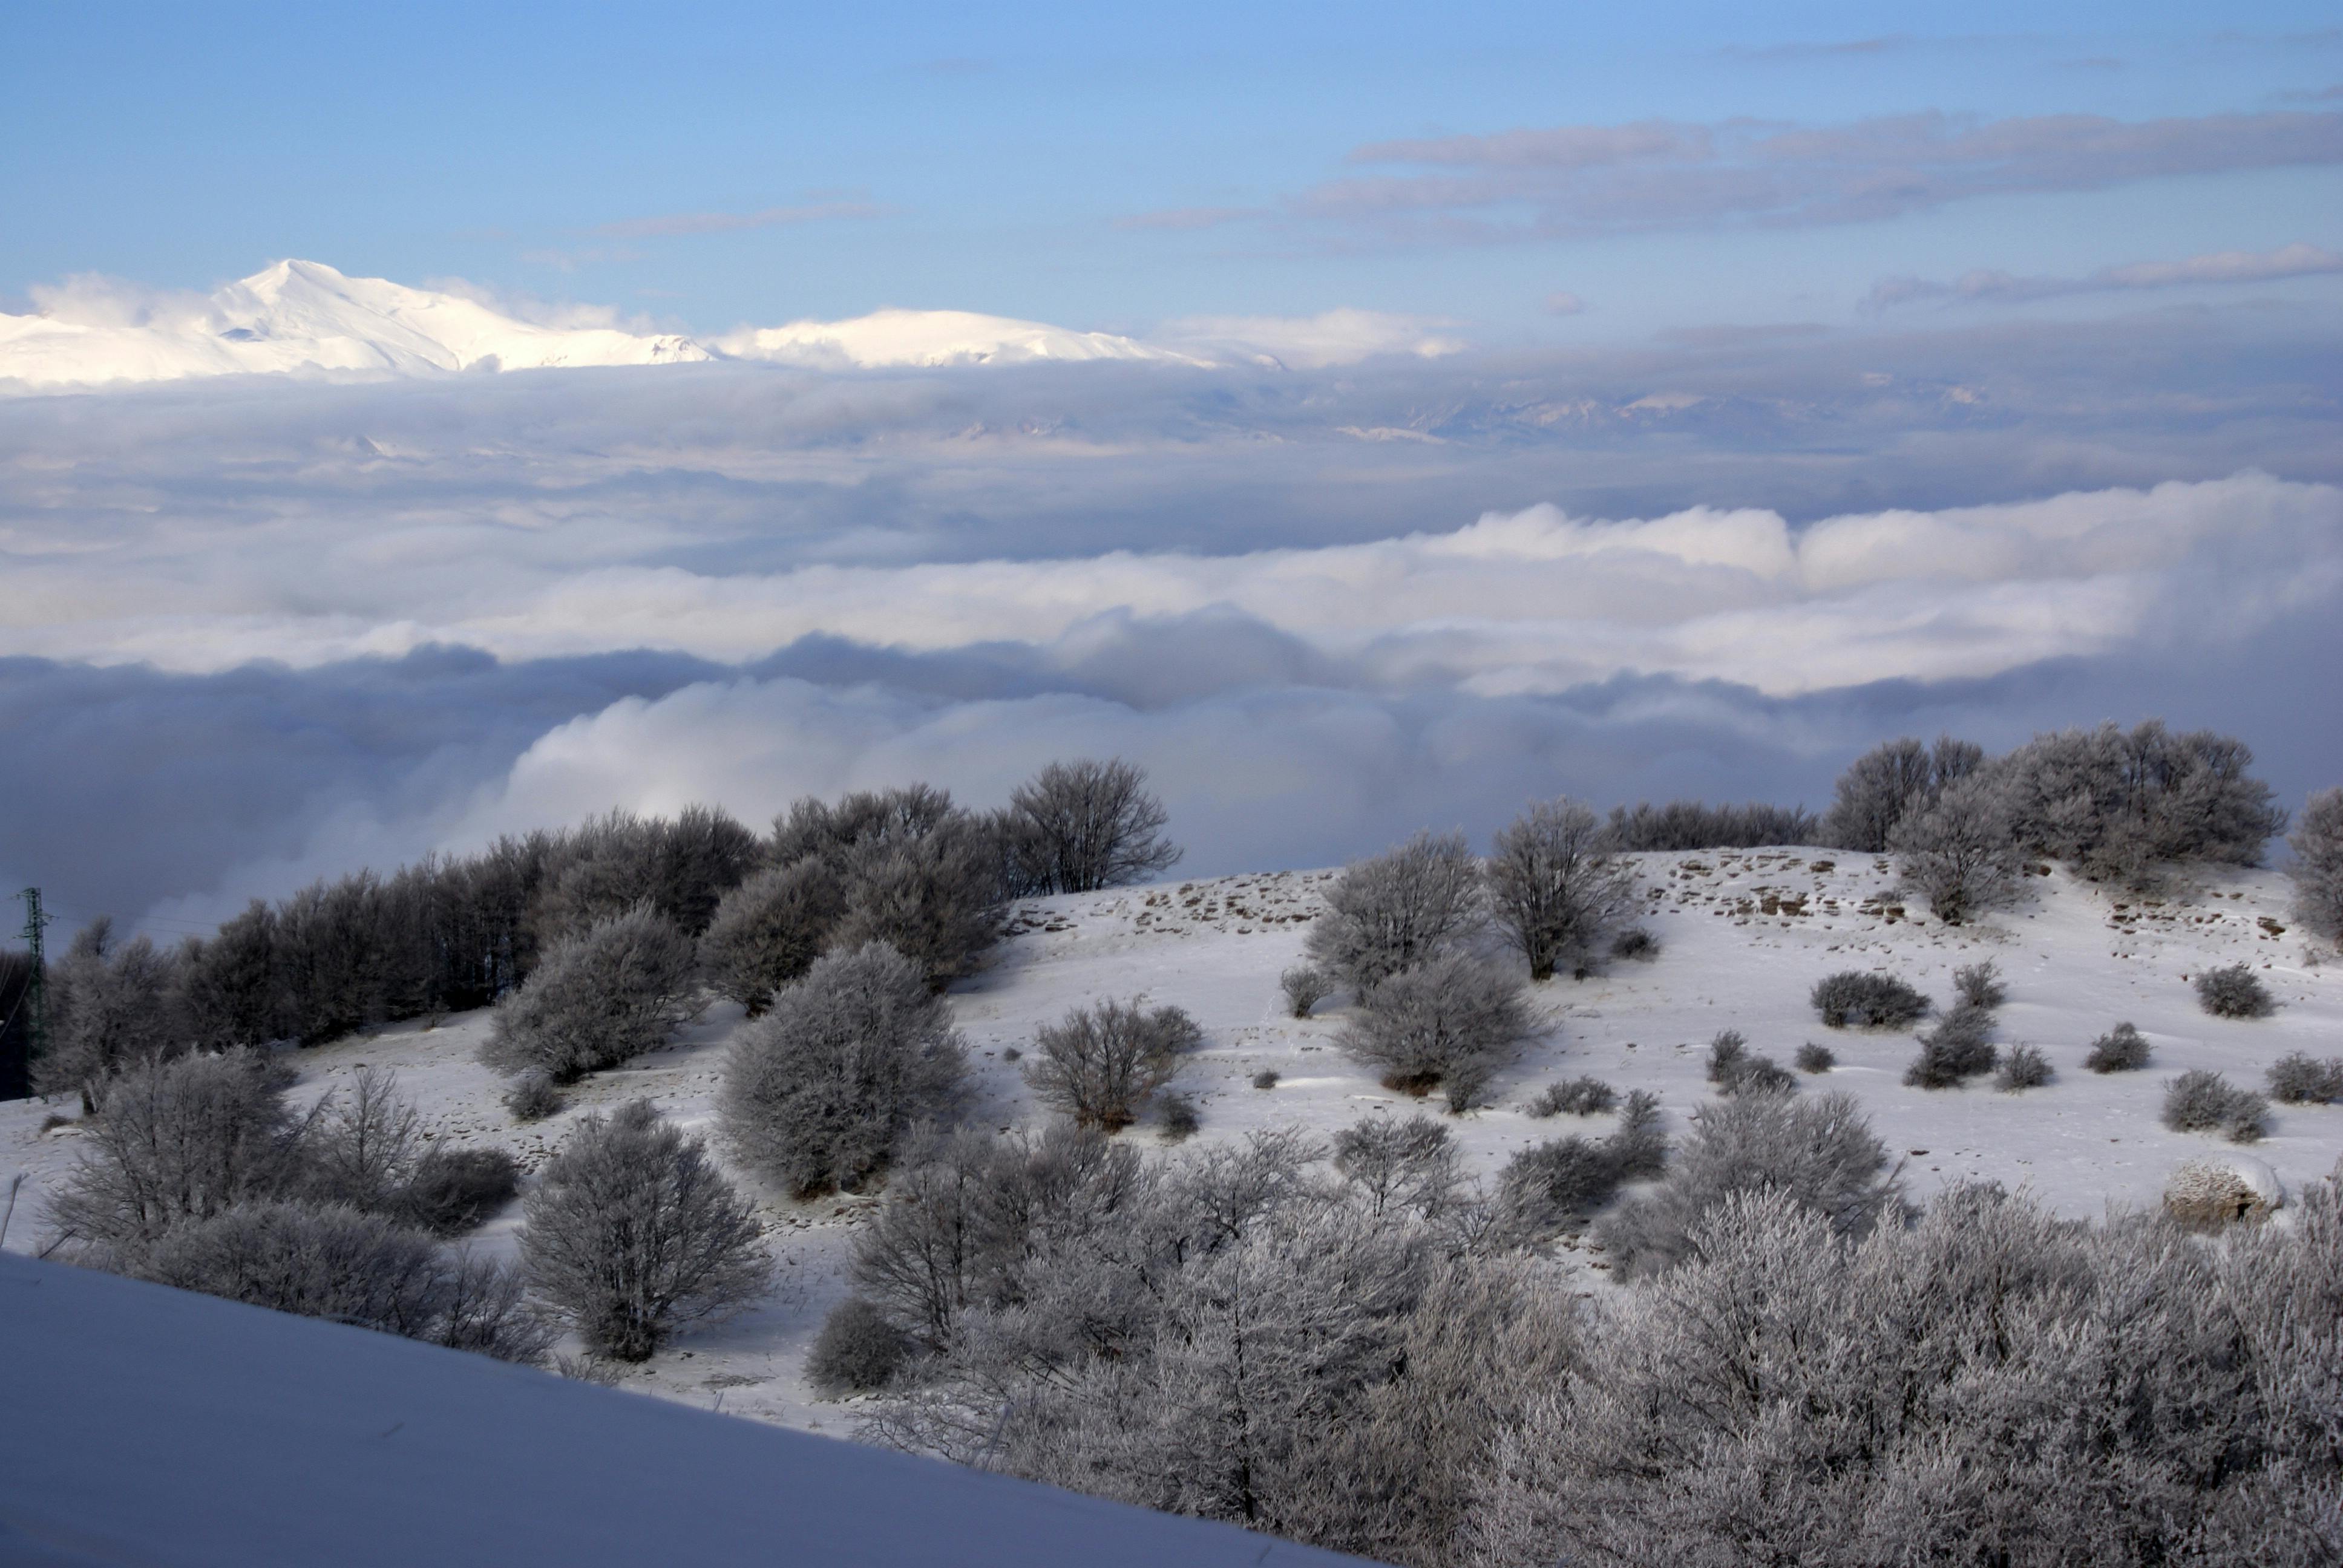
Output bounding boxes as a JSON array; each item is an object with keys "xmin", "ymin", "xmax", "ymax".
[{"xmin": 5, "ymin": 304, "xmax": 2338, "ymax": 932}]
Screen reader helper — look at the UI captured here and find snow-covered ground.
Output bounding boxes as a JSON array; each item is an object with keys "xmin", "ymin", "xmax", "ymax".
[{"xmin": 4, "ymin": 849, "xmax": 2338, "ymax": 1436}]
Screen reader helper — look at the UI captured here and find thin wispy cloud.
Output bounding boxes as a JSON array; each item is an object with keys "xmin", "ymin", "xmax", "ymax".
[
  {"xmin": 594, "ymin": 200, "xmax": 887, "ymax": 239},
  {"xmin": 1284, "ymin": 109, "xmax": 2343, "ymax": 245},
  {"xmin": 1869, "ymin": 241, "xmax": 2343, "ymax": 309}
]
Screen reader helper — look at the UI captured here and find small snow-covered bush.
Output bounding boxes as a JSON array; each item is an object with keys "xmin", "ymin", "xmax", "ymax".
[
  {"xmin": 1253, "ymin": 1069, "xmax": 1281, "ymax": 1090},
  {"xmin": 401, "ymin": 1146, "xmax": 520, "ymax": 1236},
  {"xmin": 1904, "ymin": 1002, "xmax": 1997, "ymax": 1089},
  {"xmin": 2085, "ymin": 1021, "xmax": 2151, "ymax": 1073},
  {"xmin": 1334, "ymin": 1115, "xmax": 1461, "ymax": 1220},
  {"xmin": 1280, "ymin": 964, "xmax": 1332, "ymax": 1018},
  {"xmin": 137, "ymin": 1199, "xmax": 549, "ymax": 1363},
  {"xmin": 721, "ymin": 942, "xmax": 965, "ymax": 1197},
  {"xmin": 1607, "ymin": 1089, "xmax": 1668, "ymax": 1181},
  {"xmin": 2290, "ymin": 786, "xmax": 2343, "ymax": 941},
  {"xmin": 521, "ymin": 1101, "xmax": 770, "ymax": 1362},
  {"xmin": 1158, "ymin": 1093, "xmax": 1200, "ymax": 1142},
  {"xmin": 1485, "ymin": 797, "xmax": 1635, "ymax": 981},
  {"xmin": 1953, "ymin": 960, "xmax": 2007, "ymax": 1010},
  {"xmin": 697, "ymin": 860, "xmax": 842, "ymax": 1013},
  {"xmin": 1795, "ymin": 1042, "xmax": 1835, "ymax": 1074},
  {"xmin": 2162, "ymin": 1159, "xmax": 2278, "ymax": 1229},
  {"xmin": 2267, "ymin": 1052, "xmax": 2343, "ymax": 1105},
  {"xmin": 2195, "ymin": 963, "xmax": 2275, "ymax": 1019},
  {"xmin": 1596, "ymin": 1091, "xmax": 1896, "ymax": 1277},
  {"xmin": 482, "ymin": 903, "xmax": 699, "ymax": 1083},
  {"xmin": 805, "ymin": 1298, "xmax": 913, "ymax": 1396},
  {"xmin": 1025, "ymin": 998, "xmax": 1204, "ymax": 1131},
  {"xmin": 1705, "ymin": 1030, "xmax": 1794, "ymax": 1097},
  {"xmin": 1305, "ymin": 830, "xmax": 1484, "ymax": 990},
  {"xmin": 1608, "ymin": 927, "xmax": 1659, "ymax": 962},
  {"xmin": 1811, "ymin": 971, "xmax": 1931, "ymax": 1029},
  {"xmin": 1995, "ymin": 1044, "xmax": 2053, "ymax": 1092},
  {"xmin": 1528, "ymin": 1076, "xmax": 1616, "ymax": 1118},
  {"xmin": 1337, "ymin": 952, "xmax": 1528, "ymax": 1104},
  {"xmin": 503, "ymin": 1073, "xmax": 562, "ymax": 1122},
  {"xmin": 1498, "ymin": 1093, "xmax": 1666, "ymax": 1236},
  {"xmin": 2161, "ymin": 1070, "xmax": 2269, "ymax": 1143}
]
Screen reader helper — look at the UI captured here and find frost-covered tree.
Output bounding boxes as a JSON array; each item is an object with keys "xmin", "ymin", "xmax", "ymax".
[
  {"xmin": 1001, "ymin": 757, "xmax": 1183, "ymax": 893},
  {"xmin": 2289, "ymin": 786, "xmax": 2343, "ymax": 941},
  {"xmin": 1024, "ymin": 998, "xmax": 1204, "ymax": 1131},
  {"xmin": 481, "ymin": 902, "xmax": 699, "ymax": 1083},
  {"xmin": 1337, "ymin": 952, "xmax": 1529, "ymax": 1107},
  {"xmin": 1485, "ymin": 797, "xmax": 1636, "ymax": 981},
  {"xmin": 529, "ymin": 805, "xmax": 760, "ymax": 945},
  {"xmin": 697, "ymin": 860, "xmax": 844, "ymax": 1013},
  {"xmin": 34, "ymin": 918, "xmax": 183, "ymax": 1111},
  {"xmin": 1820, "ymin": 734, "xmax": 1979, "ymax": 852},
  {"xmin": 1306, "ymin": 830, "xmax": 1485, "ymax": 991},
  {"xmin": 719, "ymin": 942, "xmax": 963, "ymax": 1197},
  {"xmin": 519, "ymin": 1100, "xmax": 770, "ymax": 1361},
  {"xmin": 1332, "ymin": 1115, "xmax": 1463, "ymax": 1221},
  {"xmin": 772, "ymin": 785, "xmax": 1004, "ymax": 987},
  {"xmin": 1995, "ymin": 720, "xmax": 2287, "ymax": 884},
  {"xmin": 1889, "ymin": 773, "xmax": 2022, "ymax": 924},
  {"xmin": 45, "ymin": 1048, "xmax": 303, "ymax": 1259}
]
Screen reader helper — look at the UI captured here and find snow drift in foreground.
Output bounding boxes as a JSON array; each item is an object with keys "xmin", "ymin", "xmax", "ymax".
[{"xmin": 0, "ymin": 1250, "xmax": 1369, "ymax": 1567}]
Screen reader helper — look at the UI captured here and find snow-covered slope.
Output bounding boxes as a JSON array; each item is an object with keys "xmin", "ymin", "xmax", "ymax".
[
  {"xmin": 4, "ymin": 852, "xmax": 2337, "ymax": 1440},
  {"xmin": 0, "ymin": 261, "xmax": 709, "ymax": 387},
  {"xmin": 0, "ymin": 1250, "xmax": 1369, "ymax": 1567},
  {"xmin": 713, "ymin": 308, "xmax": 1210, "ymax": 368}
]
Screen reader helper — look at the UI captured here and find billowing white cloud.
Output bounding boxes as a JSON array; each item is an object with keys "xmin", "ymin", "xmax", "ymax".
[
  {"xmin": 713, "ymin": 309, "xmax": 1209, "ymax": 368},
  {"xmin": 1151, "ymin": 309, "xmax": 1467, "ymax": 368}
]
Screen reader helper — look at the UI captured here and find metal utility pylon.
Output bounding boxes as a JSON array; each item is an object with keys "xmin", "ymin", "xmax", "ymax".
[{"xmin": 16, "ymin": 887, "xmax": 51, "ymax": 1065}]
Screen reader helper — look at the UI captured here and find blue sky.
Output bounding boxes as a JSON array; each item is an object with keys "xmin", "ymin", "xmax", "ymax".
[{"xmin": 10, "ymin": 2, "xmax": 2342, "ymax": 335}]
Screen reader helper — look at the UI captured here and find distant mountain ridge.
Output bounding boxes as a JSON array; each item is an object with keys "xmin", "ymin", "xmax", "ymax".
[{"xmin": 0, "ymin": 260, "xmax": 1208, "ymax": 387}]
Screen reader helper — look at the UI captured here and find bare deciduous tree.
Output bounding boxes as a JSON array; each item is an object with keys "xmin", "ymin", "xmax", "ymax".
[
  {"xmin": 1486, "ymin": 798, "xmax": 1636, "ymax": 981},
  {"xmin": 1306, "ymin": 830, "xmax": 1485, "ymax": 991},
  {"xmin": 1003, "ymin": 757, "xmax": 1183, "ymax": 893},
  {"xmin": 1024, "ymin": 998, "xmax": 1204, "ymax": 1131}
]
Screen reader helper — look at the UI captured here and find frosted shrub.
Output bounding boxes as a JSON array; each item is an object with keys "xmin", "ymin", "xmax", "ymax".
[
  {"xmin": 47, "ymin": 1048, "xmax": 301, "ymax": 1257},
  {"xmin": 1279, "ymin": 964, "xmax": 1332, "ymax": 1018},
  {"xmin": 520, "ymin": 1101, "xmax": 770, "ymax": 1361},
  {"xmin": 1000, "ymin": 757, "xmax": 1182, "ymax": 894},
  {"xmin": 1024, "ymin": 998, "xmax": 1203, "ymax": 1131},
  {"xmin": 1904, "ymin": 1002, "xmax": 1997, "ymax": 1089},
  {"xmin": 1305, "ymin": 830, "xmax": 1484, "ymax": 990},
  {"xmin": 2085, "ymin": 1021, "xmax": 2150, "ymax": 1073},
  {"xmin": 1337, "ymin": 952, "xmax": 1528, "ymax": 1104},
  {"xmin": 1596, "ymin": 1091, "xmax": 1897, "ymax": 1277},
  {"xmin": 805, "ymin": 1298, "xmax": 912, "ymax": 1396},
  {"xmin": 1953, "ymin": 959, "xmax": 2007, "ymax": 1009},
  {"xmin": 1499, "ymin": 1135, "xmax": 1620, "ymax": 1232},
  {"xmin": 301, "ymin": 1066, "xmax": 422, "ymax": 1213},
  {"xmin": 1158, "ymin": 1093, "xmax": 1201, "ymax": 1142},
  {"xmin": 401, "ymin": 1146, "xmax": 520, "ymax": 1236},
  {"xmin": 1810, "ymin": 970, "xmax": 1930, "ymax": 1028},
  {"xmin": 698, "ymin": 861, "xmax": 842, "ymax": 1013},
  {"xmin": 720, "ymin": 942, "xmax": 965, "ymax": 1197},
  {"xmin": 1994, "ymin": 1044, "xmax": 2053, "ymax": 1092},
  {"xmin": 1705, "ymin": 1029, "xmax": 1794, "ymax": 1096},
  {"xmin": 503, "ymin": 1072, "xmax": 562, "ymax": 1122},
  {"xmin": 1484, "ymin": 797, "xmax": 1635, "ymax": 981},
  {"xmin": 2195, "ymin": 962, "xmax": 2275, "ymax": 1019},
  {"xmin": 1795, "ymin": 1042, "xmax": 1835, "ymax": 1073},
  {"xmin": 1607, "ymin": 1090, "xmax": 1668, "ymax": 1181},
  {"xmin": 1890, "ymin": 775, "xmax": 2022, "ymax": 924},
  {"xmin": 1608, "ymin": 927, "xmax": 1659, "ymax": 962},
  {"xmin": 772, "ymin": 785, "xmax": 1003, "ymax": 987},
  {"xmin": 2289, "ymin": 786, "xmax": 2343, "ymax": 940},
  {"xmin": 2161, "ymin": 1070, "xmax": 2269, "ymax": 1143},
  {"xmin": 482, "ymin": 902, "xmax": 699, "ymax": 1083},
  {"xmin": 1334, "ymin": 1116, "xmax": 1461, "ymax": 1220},
  {"xmin": 138, "ymin": 1200, "xmax": 549, "ymax": 1364},
  {"xmin": 1528, "ymin": 1076, "xmax": 1616, "ymax": 1117},
  {"xmin": 1253, "ymin": 1070, "xmax": 1281, "ymax": 1090},
  {"xmin": 2266, "ymin": 1052, "xmax": 2343, "ymax": 1105},
  {"xmin": 33, "ymin": 917, "xmax": 185, "ymax": 1111}
]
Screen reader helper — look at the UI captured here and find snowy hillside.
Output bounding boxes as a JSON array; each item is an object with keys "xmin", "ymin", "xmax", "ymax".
[
  {"xmin": 0, "ymin": 1250, "xmax": 1368, "ymax": 1567},
  {"xmin": 0, "ymin": 261, "xmax": 709, "ymax": 387},
  {"xmin": 4, "ymin": 850, "xmax": 2338, "ymax": 1439}
]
